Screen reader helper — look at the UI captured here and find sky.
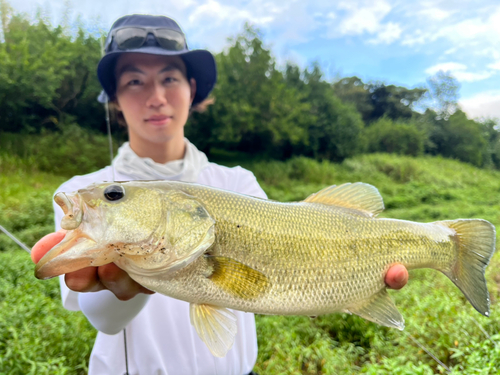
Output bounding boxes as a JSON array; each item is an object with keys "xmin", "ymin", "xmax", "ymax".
[{"xmin": 11, "ymin": 0, "xmax": 500, "ymax": 120}]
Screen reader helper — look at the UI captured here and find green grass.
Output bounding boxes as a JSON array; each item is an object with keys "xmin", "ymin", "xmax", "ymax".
[{"xmin": 2, "ymin": 152, "xmax": 500, "ymax": 374}]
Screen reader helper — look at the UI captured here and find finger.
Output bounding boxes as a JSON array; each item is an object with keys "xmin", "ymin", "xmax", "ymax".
[
  {"xmin": 385, "ymin": 264, "xmax": 409, "ymax": 290},
  {"xmin": 65, "ymin": 267, "xmax": 105, "ymax": 293},
  {"xmin": 31, "ymin": 230, "xmax": 67, "ymax": 263},
  {"xmin": 98, "ymin": 263, "xmax": 154, "ymax": 301}
]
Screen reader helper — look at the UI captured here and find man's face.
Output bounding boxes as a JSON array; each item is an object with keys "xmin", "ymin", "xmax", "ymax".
[{"xmin": 115, "ymin": 53, "xmax": 196, "ymax": 149}]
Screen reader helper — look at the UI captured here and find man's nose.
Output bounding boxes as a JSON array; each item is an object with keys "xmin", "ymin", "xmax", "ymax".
[{"xmin": 146, "ymin": 82, "xmax": 167, "ymax": 107}]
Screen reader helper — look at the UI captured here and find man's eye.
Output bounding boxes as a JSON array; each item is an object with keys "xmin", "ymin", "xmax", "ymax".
[
  {"xmin": 164, "ymin": 77, "xmax": 177, "ymax": 83},
  {"xmin": 128, "ymin": 79, "xmax": 142, "ymax": 86}
]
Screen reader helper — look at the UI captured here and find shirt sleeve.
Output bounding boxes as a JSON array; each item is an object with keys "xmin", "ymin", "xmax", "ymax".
[{"xmin": 231, "ymin": 167, "xmax": 268, "ymax": 199}]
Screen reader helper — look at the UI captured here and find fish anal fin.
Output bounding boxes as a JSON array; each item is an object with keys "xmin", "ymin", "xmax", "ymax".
[
  {"xmin": 189, "ymin": 303, "xmax": 237, "ymax": 357},
  {"xmin": 347, "ymin": 289, "xmax": 404, "ymax": 330},
  {"xmin": 304, "ymin": 182, "xmax": 384, "ymax": 217},
  {"xmin": 208, "ymin": 256, "xmax": 269, "ymax": 299}
]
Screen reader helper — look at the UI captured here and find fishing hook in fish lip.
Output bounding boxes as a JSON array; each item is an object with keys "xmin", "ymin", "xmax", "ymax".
[
  {"xmin": 54, "ymin": 192, "xmax": 83, "ymax": 230},
  {"xmin": 34, "ymin": 230, "xmax": 116, "ymax": 280}
]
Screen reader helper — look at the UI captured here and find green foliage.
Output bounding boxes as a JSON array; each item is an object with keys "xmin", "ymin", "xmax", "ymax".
[
  {"xmin": 368, "ymin": 83, "xmax": 427, "ymax": 122},
  {"xmin": 292, "ymin": 65, "xmax": 366, "ymax": 161},
  {"xmin": 0, "ymin": 251, "xmax": 94, "ymax": 374},
  {"xmin": 186, "ymin": 28, "xmax": 366, "ymax": 162},
  {"xmin": 365, "ymin": 117, "xmax": 425, "ymax": 156},
  {"xmin": 332, "ymin": 76, "xmax": 427, "ymax": 124},
  {"xmin": 187, "ymin": 24, "xmax": 310, "ymax": 158},
  {"xmin": 1, "ymin": 8, "xmax": 499, "ymax": 167},
  {"xmin": 0, "ymin": 10, "xmax": 104, "ymax": 133},
  {"xmin": 0, "ymin": 191, "xmax": 54, "ymax": 250},
  {"xmin": 425, "ymin": 110, "xmax": 490, "ymax": 167},
  {"xmin": 0, "ymin": 125, "xmax": 118, "ymax": 176}
]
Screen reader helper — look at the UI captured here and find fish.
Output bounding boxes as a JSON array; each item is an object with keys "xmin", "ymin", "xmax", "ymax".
[{"xmin": 35, "ymin": 181, "xmax": 496, "ymax": 357}]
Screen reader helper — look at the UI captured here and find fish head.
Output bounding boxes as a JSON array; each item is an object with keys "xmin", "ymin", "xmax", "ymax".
[
  {"xmin": 35, "ymin": 181, "xmax": 166, "ymax": 279},
  {"xmin": 35, "ymin": 181, "xmax": 215, "ymax": 280}
]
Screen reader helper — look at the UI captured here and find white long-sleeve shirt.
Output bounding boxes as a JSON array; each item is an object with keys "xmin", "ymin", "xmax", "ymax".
[{"xmin": 55, "ymin": 163, "xmax": 267, "ymax": 375}]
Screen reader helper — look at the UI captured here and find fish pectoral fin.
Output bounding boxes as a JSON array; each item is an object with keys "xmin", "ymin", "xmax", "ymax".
[
  {"xmin": 303, "ymin": 182, "xmax": 384, "ymax": 217},
  {"xmin": 189, "ymin": 303, "xmax": 237, "ymax": 358},
  {"xmin": 207, "ymin": 256, "xmax": 270, "ymax": 299},
  {"xmin": 347, "ymin": 289, "xmax": 404, "ymax": 330}
]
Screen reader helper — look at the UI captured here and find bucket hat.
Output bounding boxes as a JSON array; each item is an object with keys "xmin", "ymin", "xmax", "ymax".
[{"xmin": 97, "ymin": 14, "xmax": 216, "ymax": 106}]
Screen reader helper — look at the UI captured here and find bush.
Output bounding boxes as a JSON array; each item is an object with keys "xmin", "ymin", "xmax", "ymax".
[
  {"xmin": 365, "ymin": 118, "xmax": 425, "ymax": 157},
  {"xmin": 1, "ymin": 125, "xmax": 118, "ymax": 177},
  {"xmin": 0, "ymin": 192, "xmax": 55, "ymax": 250}
]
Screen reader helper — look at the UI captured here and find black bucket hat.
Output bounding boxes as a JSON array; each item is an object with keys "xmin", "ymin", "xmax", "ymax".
[{"xmin": 97, "ymin": 14, "xmax": 216, "ymax": 106}]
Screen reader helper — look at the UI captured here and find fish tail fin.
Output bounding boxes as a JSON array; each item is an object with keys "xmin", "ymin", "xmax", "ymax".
[{"xmin": 435, "ymin": 219, "xmax": 496, "ymax": 316}]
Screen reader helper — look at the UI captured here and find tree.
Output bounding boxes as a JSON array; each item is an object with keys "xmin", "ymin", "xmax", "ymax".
[
  {"xmin": 187, "ymin": 24, "xmax": 310, "ymax": 158},
  {"xmin": 333, "ymin": 76, "xmax": 426, "ymax": 123},
  {"xmin": 367, "ymin": 83, "xmax": 426, "ymax": 122},
  {"xmin": 428, "ymin": 110, "xmax": 489, "ymax": 167},
  {"xmin": 479, "ymin": 118, "xmax": 500, "ymax": 168},
  {"xmin": 286, "ymin": 64, "xmax": 365, "ymax": 161},
  {"xmin": 0, "ymin": 8, "xmax": 104, "ymax": 133},
  {"xmin": 426, "ymin": 71, "xmax": 460, "ymax": 119}
]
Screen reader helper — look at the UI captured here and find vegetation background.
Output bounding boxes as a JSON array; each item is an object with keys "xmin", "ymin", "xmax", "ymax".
[{"xmin": 2, "ymin": 2, "xmax": 500, "ymax": 374}]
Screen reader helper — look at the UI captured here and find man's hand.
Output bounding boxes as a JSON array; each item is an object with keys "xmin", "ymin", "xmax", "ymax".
[
  {"xmin": 31, "ymin": 231, "xmax": 155, "ymax": 300},
  {"xmin": 385, "ymin": 263, "xmax": 408, "ymax": 290}
]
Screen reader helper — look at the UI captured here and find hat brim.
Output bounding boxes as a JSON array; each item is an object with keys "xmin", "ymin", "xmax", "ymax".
[{"xmin": 97, "ymin": 47, "xmax": 216, "ymax": 106}]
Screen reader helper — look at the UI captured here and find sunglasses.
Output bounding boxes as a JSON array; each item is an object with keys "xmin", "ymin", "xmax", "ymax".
[{"xmin": 106, "ymin": 27, "xmax": 187, "ymax": 52}]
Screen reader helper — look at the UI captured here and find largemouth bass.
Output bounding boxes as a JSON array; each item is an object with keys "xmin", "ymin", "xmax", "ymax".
[{"xmin": 35, "ymin": 181, "xmax": 496, "ymax": 357}]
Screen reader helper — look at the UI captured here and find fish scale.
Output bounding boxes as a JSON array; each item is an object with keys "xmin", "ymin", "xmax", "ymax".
[{"xmin": 35, "ymin": 180, "xmax": 496, "ymax": 357}]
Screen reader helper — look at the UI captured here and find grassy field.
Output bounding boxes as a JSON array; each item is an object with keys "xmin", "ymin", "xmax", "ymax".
[{"xmin": 1, "ymin": 152, "xmax": 500, "ymax": 374}]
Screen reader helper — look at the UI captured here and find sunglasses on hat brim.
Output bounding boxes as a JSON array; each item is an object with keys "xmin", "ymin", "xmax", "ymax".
[{"xmin": 105, "ymin": 27, "xmax": 187, "ymax": 52}]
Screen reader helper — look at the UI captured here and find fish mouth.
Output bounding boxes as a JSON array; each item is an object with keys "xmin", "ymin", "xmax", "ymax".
[
  {"xmin": 35, "ymin": 193, "xmax": 117, "ymax": 279},
  {"xmin": 35, "ymin": 230, "xmax": 116, "ymax": 279}
]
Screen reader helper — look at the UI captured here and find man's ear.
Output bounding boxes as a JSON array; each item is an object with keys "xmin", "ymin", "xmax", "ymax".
[{"xmin": 189, "ymin": 78, "xmax": 197, "ymax": 105}]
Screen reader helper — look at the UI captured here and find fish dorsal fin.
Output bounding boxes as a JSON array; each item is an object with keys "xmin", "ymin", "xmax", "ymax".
[
  {"xmin": 303, "ymin": 182, "xmax": 384, "ymax": 217},
  {"xmin": 190, "ymin": 303, "xmax": 237, "ymax": 357}
]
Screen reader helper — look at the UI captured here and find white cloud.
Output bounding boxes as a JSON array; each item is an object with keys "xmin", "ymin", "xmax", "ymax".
[
  {"xmin": 488, "ymin": 61, "xmax": 500, "ymax": 70},
  {"xmin": 425, "ymin": 62, "xmax": 467, "ymax": 74},
  {"xmin": 321, "ymin": 0, "xmax": 401, "ymax": 44},
  {"xmin": 460, "ymin": 91, "xmax": 500, "ymax": 119},
  {"xmin": 337, "ymin": 0, "xmax": 392, "ymax": 35},
  {"xmin": 402, "ymin": 5, "xmax": 500, "ymax": 48},
  {"xmin": 188, "ymin": 0, "xmax": 273, "ymax": 26},
  {"xmin": 418, "ymin": 6, "xmax": 452, "ymax": 21},
  {"xmin": 425, "ymin": 62, "xmax": 494, "ymax": 82},
  {"xmin": 369, "ymin": 22, "xmax": 402, "ymax": 44}
]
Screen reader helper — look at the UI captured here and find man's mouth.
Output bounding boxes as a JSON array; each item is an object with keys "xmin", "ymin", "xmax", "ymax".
[{"xmin": 146, "ymin": 115, "xmax": 172, "ymax": 125}]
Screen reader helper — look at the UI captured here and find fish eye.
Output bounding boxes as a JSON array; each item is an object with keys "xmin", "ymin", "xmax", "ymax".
[{"xmin": 104, "ymin": 185, "xmax": 125, "ymax": 201}]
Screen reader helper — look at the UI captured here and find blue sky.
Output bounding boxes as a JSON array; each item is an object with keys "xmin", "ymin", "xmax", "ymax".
[{"xmin": 12, "ymin": 0, "xmax": 500, "ymax": 119}]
